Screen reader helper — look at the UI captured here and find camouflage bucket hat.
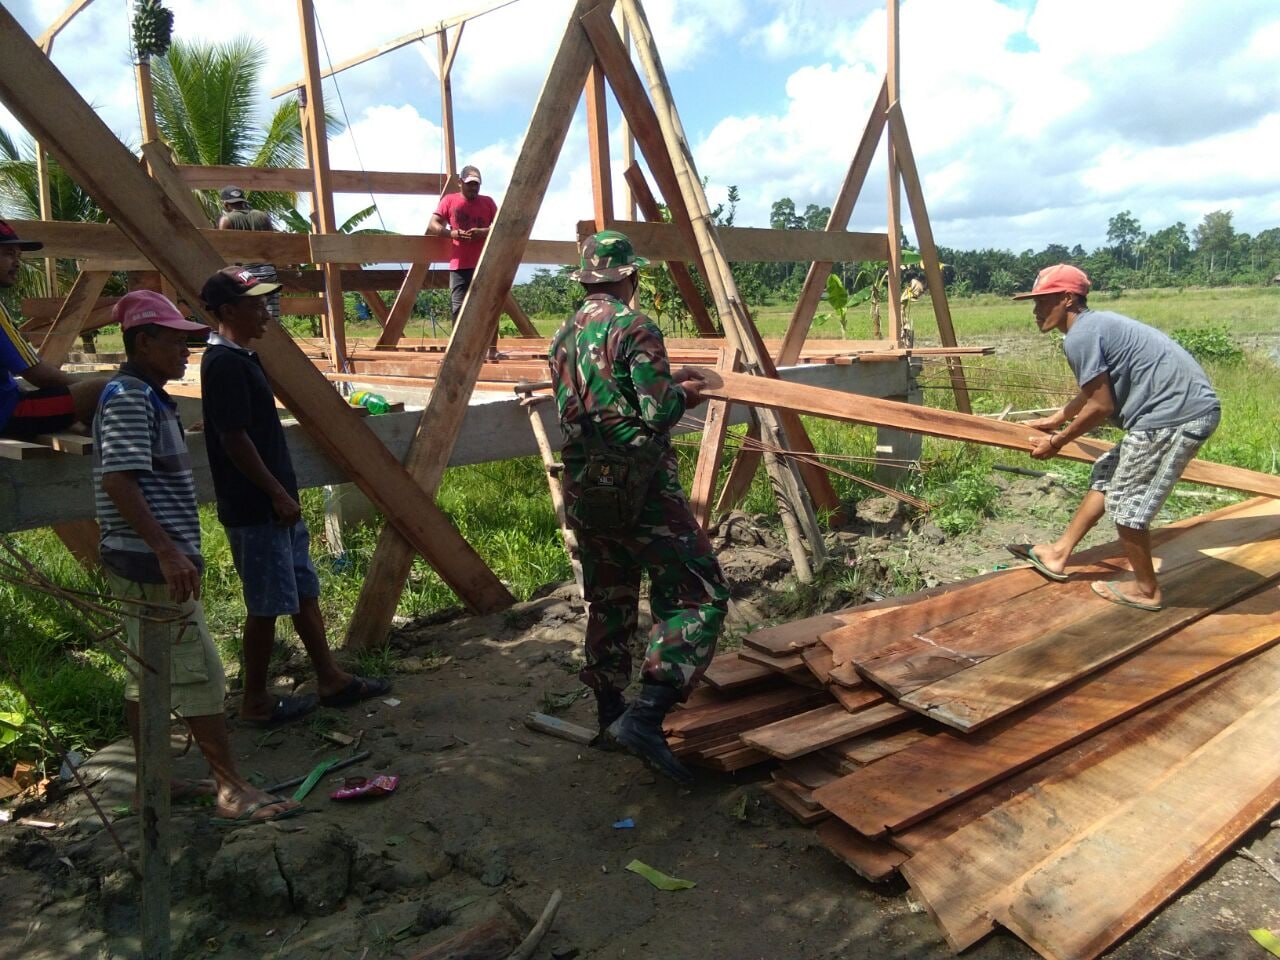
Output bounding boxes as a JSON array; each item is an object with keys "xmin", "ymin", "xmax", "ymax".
[{"xmin": 570, "ymin": 230, "xmax": 648, "ymax": 283}]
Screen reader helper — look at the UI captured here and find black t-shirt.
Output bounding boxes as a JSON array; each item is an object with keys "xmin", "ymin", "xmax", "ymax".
[{"xmin": 200, "ymin": 338, "xmax": 299, "ymax": 527}]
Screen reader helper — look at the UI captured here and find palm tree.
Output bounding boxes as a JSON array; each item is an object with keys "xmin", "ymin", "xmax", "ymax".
[{"xmin": 151, "ymin": 37, "xmax": 343, "ymax": 223}]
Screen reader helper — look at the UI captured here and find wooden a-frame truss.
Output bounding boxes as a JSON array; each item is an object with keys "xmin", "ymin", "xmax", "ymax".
[{"xmin": 1, "ymin": 0, "xmax": 975, "ymax": 654}]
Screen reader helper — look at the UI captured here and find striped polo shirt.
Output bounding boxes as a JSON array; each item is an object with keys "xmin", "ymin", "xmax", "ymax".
[
  {"xmin": 92, "ymin": 363, "xmax": 203, "ymax": 583},
  {"xmin": 0, "ymin": 299, "xmax": 40, "ymax": 430}
]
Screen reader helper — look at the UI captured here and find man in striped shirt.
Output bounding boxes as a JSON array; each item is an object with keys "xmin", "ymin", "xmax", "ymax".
[
  {"xmin": 94, "ymin": 290, "xmax": 300, "ymax": 825},
  {"xmin": 0, "ymin": 219, "xmax": 105, "ymax": 438}
]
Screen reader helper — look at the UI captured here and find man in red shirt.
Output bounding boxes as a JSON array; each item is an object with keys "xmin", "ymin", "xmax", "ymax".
[{"xmin": 429, "ymin": 165, "xmax": 498, "ymax": 322}]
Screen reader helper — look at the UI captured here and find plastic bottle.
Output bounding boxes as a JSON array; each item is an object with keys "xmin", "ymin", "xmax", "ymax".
[{"xmin": 350, "ymin": 390, "xmax": 391, "ymax": 415}]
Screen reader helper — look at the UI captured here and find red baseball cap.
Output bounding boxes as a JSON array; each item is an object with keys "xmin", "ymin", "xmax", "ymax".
[
  {"xmin": 112, "ymin": 290, "xmax": 209, "ymax": 333},
  {"xmin": 1011, "ymin": 264, "xmax": 1091, "ymax": 300}
]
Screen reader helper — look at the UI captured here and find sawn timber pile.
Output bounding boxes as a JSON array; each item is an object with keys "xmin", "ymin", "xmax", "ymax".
[{"xmin": 664, "ymin": 496, "xmax": 1280, "ymax": 960}]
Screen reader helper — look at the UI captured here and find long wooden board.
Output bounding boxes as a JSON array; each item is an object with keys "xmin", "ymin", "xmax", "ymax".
[
  {"xmin": 864, "ymin": 498, "xmax": 1280, "ymax": 697},
  {"xmin": 823, "ymin": 726, "xmax": 932, "ymax": 766},
  {"xmin": 699, "ymin": 369, "xmax": 1280, "ymax": 499},
  {"xmin": 741, "ymin": 702, "xmax": 908, "ymax": 760},
  {"xmin": 665, "ymin": 684, "xmax": 830, "ymax": 741},
  {"xmin": 999, "ymin": 684, "xmax": 1280, "ymax": 960},
  {"xmin": 701, "ymin": 653, "xmax": 776, "ymax": 692},
  {"xmin": 816, "ymin": 818, "xmax": 907, "ymax": 883},
  {"xmin": 902, "ymin": 533, "xmax": 1280, "ymax": 731},
  {"xmin": 899, "ymin": 649, "xmax": 1280, "ymax": 950},
  {"xmin": 810, "ymin": 585, "xmax": 1280, "ymax": 836}
]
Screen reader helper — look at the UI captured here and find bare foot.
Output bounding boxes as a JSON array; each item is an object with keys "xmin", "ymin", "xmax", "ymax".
[
  {"xmin": 215, "ymin": 787, "xmax": 301, "ymax": 823},
  {"xmin": 1029, "ymin": 542, "xmax": 1069, "ymax": 576},
  {"xmin": 1091, "ymin": 579, "xmax": 1163, "ymax": 610}
]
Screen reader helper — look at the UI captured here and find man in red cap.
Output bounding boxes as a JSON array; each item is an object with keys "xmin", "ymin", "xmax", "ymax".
[
  {"xmin": 94, "ymin": 290, "xmax": 301, "ymax": 824},
  {"xmin": 0, "ymin": 219, "xmax": 105, "ymax": 438},
  {"xmin": 1012, "ymin": 264, "xmax": 1220, "ymax": 611}
]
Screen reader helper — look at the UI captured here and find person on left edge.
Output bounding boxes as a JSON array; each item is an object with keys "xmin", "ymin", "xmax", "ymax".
[
  {"xmin": 199, "ymin": 266, "xmax": 390, "ymax": 726},
  {"xmin": 94, "ymin": 290, "xmax": 301, "ymax": 825},
  {"xmin": 0, "ymin": 219, "xmax": 106, "ymax": 439}
]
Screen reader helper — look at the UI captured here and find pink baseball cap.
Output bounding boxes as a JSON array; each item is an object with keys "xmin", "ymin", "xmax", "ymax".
[
  {"xmin": 1011, "ymin": 263, "xmax": 1091, "ymax": 300},
  {"xmin": 112, "ymin": 290, "xmax": 209, "ymax": 333}
]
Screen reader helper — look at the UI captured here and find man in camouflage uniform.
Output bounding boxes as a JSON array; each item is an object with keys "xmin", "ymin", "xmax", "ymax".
[{"xmin": 548, "ymin": 230, "xmax": 730, "ymax": 786}]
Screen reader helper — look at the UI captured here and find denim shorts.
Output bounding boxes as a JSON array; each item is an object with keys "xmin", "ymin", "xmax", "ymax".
[
  {"xmin": 1090, "ymin": 409, "xmax": 1220, "ymax": 530},
  {"xmin": 225, "ymin": 520, "xmax": 321, "ymax": 617}
]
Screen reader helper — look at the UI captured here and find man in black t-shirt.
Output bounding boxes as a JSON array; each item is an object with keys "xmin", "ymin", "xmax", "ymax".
[{"xmin": 200, "ymin": 267, "xmax": 389, "ymax": 726}]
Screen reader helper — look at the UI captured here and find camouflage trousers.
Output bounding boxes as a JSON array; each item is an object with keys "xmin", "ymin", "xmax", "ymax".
[{"xmin": 574, "ymin": 498, "xmax": 729, "ymax": 700}]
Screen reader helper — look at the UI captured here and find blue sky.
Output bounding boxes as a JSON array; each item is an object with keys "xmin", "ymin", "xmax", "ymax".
[{"xmin": 5, "ymin": 0, "xmax": 1280, "ymax": 259}]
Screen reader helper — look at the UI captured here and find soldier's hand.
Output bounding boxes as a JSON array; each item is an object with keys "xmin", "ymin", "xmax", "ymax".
[{"xmin": 676, "ymin": 368, "xmax": 709, "ymax": 408}]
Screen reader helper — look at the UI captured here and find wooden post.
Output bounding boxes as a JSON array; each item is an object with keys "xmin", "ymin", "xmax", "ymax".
[
  {"xmin": 135, "ymin": 58, "xmax": 160, "ymax": 144},
  {"xmin": 503, "ymin": 292, "xmax": 540, "ymax": 337},
  {"xmin": 36, "ymin": 268, "xmax": 109, "ymax": 365},
  {"xmin": 886, "ymin": 103, "xmax": 972, "ymax": 413},
  {"xmin": 884, "ymin": 0, "xmax": 903, "ymax": 345},
  {"xmin": 521, "ymin": 392, "xmax": 584, "ymax": 595},
  {"xmin": 622, "ymin": 164, "xmax": 715, "ymax": 334},
  {"xmin": 137, "ymin": 612, "xmax": 172, "ymax": 960},
  {"xmin": 617, "ymin": 0, "xmax": 825, "ymax": 580},
  {"xmin": 296, "ymin": 0, "xmax": 347, "ymax": 369},
  {"xmin": 438, "ymin": 24, "xmax": 462, "ymax": 181},
  {"xmin": 344, "ymin": 0, "xmax": 618, "ymax": 650},
  {"xmin": 585, "ymin": 62, "xmax": 613, "ymax": 227},
  {"xmin": 0, "ymin": 5, "xmax": 513, "ymax": 613},
  {"xmin": 687, "ymin": 348, "xmax": 736, "ymax": 530}
]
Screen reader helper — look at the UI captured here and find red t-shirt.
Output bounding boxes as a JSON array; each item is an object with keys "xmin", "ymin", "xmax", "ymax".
[{"xmin": 434, "ymin": 192, "xmax": 498, "ymax": 270}]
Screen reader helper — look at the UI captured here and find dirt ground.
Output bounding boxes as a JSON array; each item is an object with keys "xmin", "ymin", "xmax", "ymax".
[{"xmin": 2, "ymin": 477, "xmax": 1278, "ymax": 960}]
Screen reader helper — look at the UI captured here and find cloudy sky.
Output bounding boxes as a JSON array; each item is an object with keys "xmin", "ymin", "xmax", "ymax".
[{"xmin": 5, "ymin": 0, "xmax": 1280, "ymax": 258}]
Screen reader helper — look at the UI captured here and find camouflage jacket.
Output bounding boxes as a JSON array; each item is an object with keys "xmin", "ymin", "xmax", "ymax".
[{"xmin": 548, "ymin": 294, "xmax": 686, "ymax": 456}]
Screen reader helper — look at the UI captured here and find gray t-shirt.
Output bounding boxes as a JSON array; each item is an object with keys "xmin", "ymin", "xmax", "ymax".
[{"xmin": 1061, "ymin": 310, "xmax": 1219, "ymax": 431}]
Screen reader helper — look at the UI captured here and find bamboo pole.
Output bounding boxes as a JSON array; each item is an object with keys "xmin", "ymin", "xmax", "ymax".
[{"xmin": 618, "ymin": 0, "xmax": 824, "ymax": 580}]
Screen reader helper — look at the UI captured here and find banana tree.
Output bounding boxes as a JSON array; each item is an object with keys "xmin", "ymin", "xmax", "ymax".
[{"xmin": 817, "ymin": 247, "xmax": 924, "ymax": 339}]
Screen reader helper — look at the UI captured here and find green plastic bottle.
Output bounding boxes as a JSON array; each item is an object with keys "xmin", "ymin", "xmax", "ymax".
[{"xmin": 350, "ymin": 390, "xmax": 391, "ymax": 415}]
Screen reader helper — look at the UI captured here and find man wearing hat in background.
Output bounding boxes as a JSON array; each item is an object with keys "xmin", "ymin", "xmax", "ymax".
[
  {"xmin": 429, "ymin": 165, "xmax": 498, "ymax": 322},
  {"xmin": 0, "ymin": 219, "xmax": 106, "ymax": 438},
  {"xmin": 548, "ymin": 230, "xmax": 729, "ymax": 786},
  {"xmin": 199, "ymin": 267, "xmax": 389, "ymax": 727},
  {"xmin": 95, "ymin": 289, "xmax": 301, "ymax": 824},
  {"xmin": 1013, "ymin": 263, "xmax": 1220, "ymax": 612},
  {"xmin": 216, "ymin": 186, "xmax": 281, "ymax": 323}
]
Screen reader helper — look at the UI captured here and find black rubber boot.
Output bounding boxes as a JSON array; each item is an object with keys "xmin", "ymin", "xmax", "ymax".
[
  {"xmin": 605, "ymin": 683, "xmax": 694, "ymax": 786},
  {"xmin": 589, "ymin": 687, "xmax": 627, "ymax": 751}
]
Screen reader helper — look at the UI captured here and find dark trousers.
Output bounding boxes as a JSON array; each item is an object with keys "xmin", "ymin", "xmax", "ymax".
[{"xmin": 449, "ymin": 268, "xmax": 475, "ymax": 322}]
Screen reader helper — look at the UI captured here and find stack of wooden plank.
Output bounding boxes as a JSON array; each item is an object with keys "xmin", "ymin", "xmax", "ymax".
[{"xmin": 667, "ymin": 497, "xmax": 1280, "ymax": 959}]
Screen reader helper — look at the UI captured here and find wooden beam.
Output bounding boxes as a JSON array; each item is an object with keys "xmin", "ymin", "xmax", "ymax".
[
  {"xmin": 310, "ymin": 233, "xmax": 578, "ymax": 267},
  {"xmin": 140, "ymin": 142, "xmax": 210, "ymax": 228},
  {"xmin": 687, "ymin": 349, "xmax": 736, "ymax": 529},
  {"xmin": 585, "ymin": 62, "xmax": 614, "ymax": 227},
  {"xmin": 777, "ymin": 80, "xmax": 888, "ymax": 367},
  {"xmin": 36, "ymin": 269, "xmax": 109, "ymax": 366},
  {"xmin": 622, "ymin": 163, "xmax": 716, "ymax": 334},
  {"xmin": 344, "ymin": 0, "xmax": 616, "ymax": 650},
  {"xmin": 296, "ymin": 0, "xmax": 346, "ymax": 368},
  {"xmin": 886, "ymin": 102, "xmax": 972, "ymax": 413},
  {"xmin": 584, "ymin": 217, "xmax": 890, "ymax": 265},
  {"xmin": 138, "ymin": 608, "xmax": 173, "ymax": 960},
  {"xmin": 502, "ymin": 292, "xmax": 540, "ymax": 337},
  {"xmin": 36, "ymin": 0, "xmax": 97, "ymax": 49},
  {"xmin": 438, "ymin": 26, "xmax": 460, "ymax": 180},
  {"xmin": 268, "ymin": 0, "xmax": 520, "ymax": 98},
  {"xmin": 0, "ymin": 5, "xmax": 512, "ymax": 613},
  {"xmin": 134, "ymin": 59, "xmax": 159, "ymax": 144},
  {"xmin": 177, "ymin": 164, "xmax": 449, "ymax": 196},
  {"xmin": 884, "ymin": 0, "xmax": 903, "ymax": 346},
  {"xmin": 8, "ymin": 220, "xmax": 310, "ymax": 266},
  {"xmin": 699, "ymin": 369, "xmax": 1280, "ymax": 498}
]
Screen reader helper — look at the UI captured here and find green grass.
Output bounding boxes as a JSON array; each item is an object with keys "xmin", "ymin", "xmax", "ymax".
[{"xmin": 3, "ymin": 285, "xmax": 1277, "ymax": 771}]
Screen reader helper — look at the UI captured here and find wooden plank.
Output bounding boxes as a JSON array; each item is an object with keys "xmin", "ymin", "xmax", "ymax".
[
  {"xmin": 895, "ymin": 661, "xmax": 1271, "ymax": 948},
  {"xmin": 687, "ymin": 348, "xmax": 736, "ymax": 529},
  {"xmin": 594, "ymin": 218, "xmax": 889, "ymax": 265},
  {"xmin": 0, "ymin": 6, "xmax": 512, "ymax": 613},
  {"xmin": 743, "ymin": 611, "xmax": 857, "ymax": 655},
  {"xmin": 344, "ymin": 0, "xmax": 616, "ymax": 649},
  {"xmin": 34, "ymin": 432, "xmax": 92, "ymax": 455},
  {"xmin": 622, "ymin": 163, "xmax": 716, "ymax": 334},
  {"xmin": 823, "ymin": 726, "xmax": 930, "ymax": 766},
  {"xmin": 761, "ymin": 781, "xmax": 829, "ymax": 825},
  {"xmin": 699, "ymin": 369, "xmax": 1280, "ymax": 499},
  {"xmin": 0, "ymin": 439, "xmax": 55, "ymax": 460},
  {"xmin": 665, "ymin": 684, "xmax": 829, "ymax": 741},
  {"xmin": 829, "ymin": 684, "xmax": 884, "ymax": 713},
  {"xmin": 902, "ymin": 533, "xmax": 1280, "ymax": 731},
  {"xmin": 37, "ymin": 269, "xmax": 110, "ymax": 365},
  {"xmin": 801, "ymin": 643, "xmax": 835, "ymax": 685},
  {"xmin": 699, "ymin": 744, "xmax": 770, "ymax": 772},
  {"xmin": 864, "ymin": 498, "xmax": 1280, "ymax": 697},
  {"xmin": 997, "ymin": 685, "xmax": 1280, "ymax": 960},
  {"xmin": 886, "ymin": 102, "xmax": 971, "ymax": 413},
  {"xmin": 310, "ymin": 233, "xmax": 578, "ymax": 267},
  {"xmin": 780, "ymin": 756, "xmax": 841, "ymax": 790},
  {"xmin": 828, "ymin": 661, "xmax": 864, "ymax": 688},
  {"xmin": 771, "ymin": 769, "xmax": 823, "ymax": 810},
  {"xmin": 701, "ymin": 652, "xmax": 775, "ymax": 692},
  {"xmin": 816, "ymin": 818, "xmax": 907, "ymax": 883},
  {"xmin": 811, "ymin": 584, "xmax": 1280, "ymax": 836},
  {"xmin": 7, "ymin": 219, "xmax": 311, "ymax": 265},
  {"xmin": 738, "ymin": 647, "xmax": 805, "ymax": 674},
  {"xmin": 777, "ymin": 79, "xmax": 888, "ymax": 367},
  {"xmin": 741, "ymin": 702, "xmax": 909, "ymax": 760},
  {"xmin": 177, "ymin": 164, "xmax": 449, "ymax": 195}
]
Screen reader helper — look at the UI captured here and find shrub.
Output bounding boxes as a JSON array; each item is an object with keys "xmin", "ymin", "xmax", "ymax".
[{"xmin": 1170, "ymin": 326, "xmax": 1244, "ymax": 365}]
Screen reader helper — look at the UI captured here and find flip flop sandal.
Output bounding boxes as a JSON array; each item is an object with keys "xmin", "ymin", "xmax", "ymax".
[
  {"xmin": 330, "ymin": 775, "xmax": 399, "ymax": 801},
  {"xmin": 210, "ymin": 796, "xmax": 305, "ymax": 827},
  {"xmin": 240, "ymin": 693, "xmax": 319, "ymax": 728},
  {"xmin": 318, "ymin": 676, "xmax": 392, "ymax": 708},
  {"xmin": 1023, "ymin": 546, "xmax": 1070, "ymax": 583},
  {"xmin": 1091, "ymin": 580, "xmax": 1163, "ymax": 612}
]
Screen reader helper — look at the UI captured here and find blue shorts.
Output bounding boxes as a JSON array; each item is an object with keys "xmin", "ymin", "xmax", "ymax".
[{"xmin": 225, "ymin": 521, "xmax": 321, "ymax": 617}]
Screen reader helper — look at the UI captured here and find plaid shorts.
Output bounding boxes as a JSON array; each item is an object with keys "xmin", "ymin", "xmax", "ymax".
[{"xmin": 1090, "ymin": 409, "xmax": 1220, "ymax": 530}]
